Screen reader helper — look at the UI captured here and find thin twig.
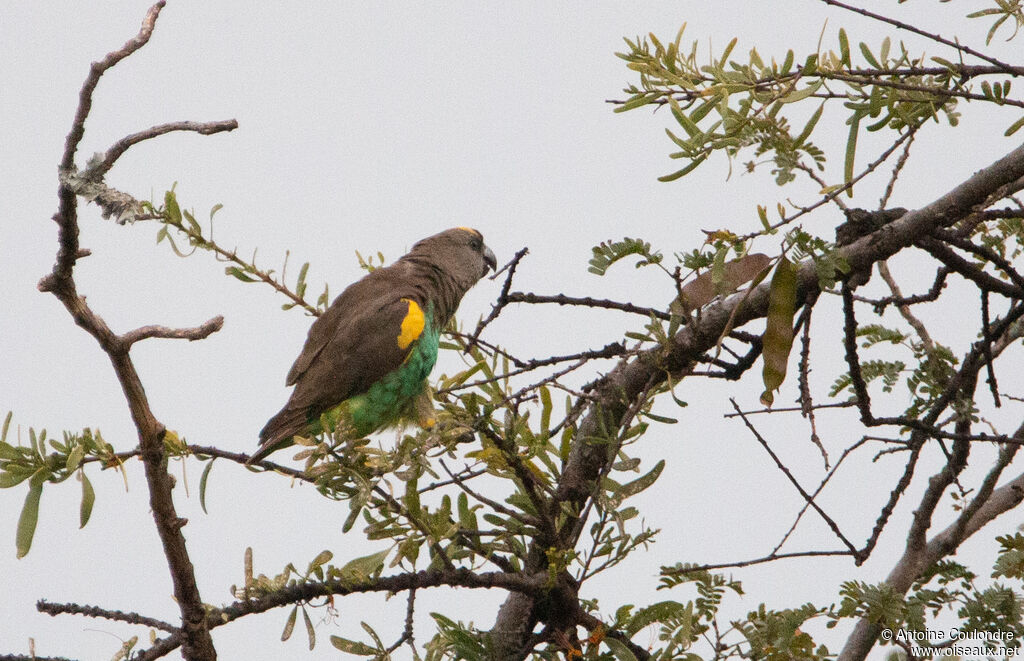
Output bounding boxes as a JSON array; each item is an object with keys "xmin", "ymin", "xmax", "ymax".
[
  {"xmin": 729, "ymin": 399, "xmax": 859, "ymax": 555},
  {"xmin": 818, "ymin": 0, "xmax": 1017, "ymax": 71},
  {"xmin": 666, "ymin": 549, "xmax": 855, "ymax": 573},
  {"xmin": 121, "ymin": 315, "xmax": 224, "ymax": 347},
  {"xmin": 505, "ymin": 291, "xmax": 672, "ymax": 321},
  {"xmin": 37, "ymin": 599, "xmax": 176, "ymax": 633},
  {"xmin": 468, "ymin": 247, "xmax": 529, "ymax": 348},
  {"xmin": 981, "ymin": 290, "xmax": 1001, "ymax": 407}
]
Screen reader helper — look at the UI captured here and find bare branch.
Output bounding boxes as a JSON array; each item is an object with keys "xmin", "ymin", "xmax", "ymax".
[
  {"xmin": 505, "ymin": 291, "xmax": 672, "ymax": 320},
  {"xmin": 92, "ymin": 120, "xmax": 238, "ymax": 178},
  {"xmin": 122, "ymin": 315, "xmax": 224, "ymax": 347},
  {"xmin": 37, "ymin": 599, "xmax": 176, "ymax": 632},
  {"xmin": 730, "ymin": 399, "xmax": 859, "ymax": 556},
  {"xmin": 38, "ymin": 3, "xmax": 231, "ymax": 657},
  {"xmin": 877, "ymin": 260, "xmax": 934, "ymax": 351},
  {"xmin": 670, "ymin": 549, "xmax": 856, "ymax": 573},
  {"xmin": 60, "ymin": 1, "xmax": 166, "ymax": 173},
  {"xmin": 918, "ymin": 237, "xmax": 1023, "ymax": 298},
  {"xmin": 469, "ymin": 247, "xmax": 529, "ymax": 346}
]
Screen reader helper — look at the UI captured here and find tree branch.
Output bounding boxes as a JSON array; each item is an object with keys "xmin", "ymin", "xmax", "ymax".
[
  {"xmin": 837, "ymin": 421, "xmax": 1024, "ymax": 661},
  {"xmin": 121, "ymin": 315, "xmax": 224, "ymax": 347},
  {"xmin": 92, "ymin": 120, "xmax": 238, "ymax": 179},
  {"xmin": 38, "ymin": 4, "xmax": 228, "ymax": 658},
  {"xmin": 135, "ymin": 569, "xmax": 547, "ymax": 661},
  {"xmin": 818, "ymin": 0, "xmax": 1017, "ymax": 71},
  {"xmin": 488, "ymin": 137, "xmax": 1024, "ymax": 659},
  {"xmin": 36, "ymin": 599, "xmax": 176, "ymax": 632}
]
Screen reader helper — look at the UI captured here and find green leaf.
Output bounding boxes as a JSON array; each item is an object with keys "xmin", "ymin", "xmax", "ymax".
[
  {"xmin": 0, "ymin": 470, "xmax": 31, "ymax": 489},
  {"xmin": 80, "ymin": 473, "xmax": 95, "ymax": 528},
  {"xmin": 879, "ymin": 37, "xmax": 890, "ymax": 63},
  {"xmin": 560, "ymin": 425, "xmax": 574, "ymax": 463},
  {"xmin": 225, "ymin": 266, "xmax": 258, "ymax": 283},
  {"xmin": 338, "ymin": 549, "xmax": 388, "ymax": 582},
  {"xmin": 668, "ymin": 97, "xmax": 701, "ymax": 137},
  {"xmin": 689, "ymin": 99, "xmax": 715, "ymax": 124},
  {"xmin": 164, "ymin": 190, "xmax": 182, "ymax": 226},
  {"xmin": 837, "ymin": 28, "xmax": 851, "ymax": 68},
  {"xmin": 625, "ymin": 600, "xmax": 690, "ymax": 636},
  {"xmin": 793, "ymin": 103, "xmax": 824, "ymax": 147},
  {"xmin": 781, "ymin": 49, "xmax": 794, "ymax": 74},
  {"xmin": 199, "ymin": 459, "xmax": 215, "ymax": 514},
  {"xmin": 859, "ymin": 42, "xmax": 880, "ymax": 68},
  {"xmin": 539, "ymin": 386, "xmax": 552, "ymax": 434},
  {"xmin": 760, "ymin": 257, "xmax": 798, "ymax": 405},
  {"xmin": 330, "ymin": 636, "xmax": 377, "ymax": 654},
  {"xmin": 802, "ymin": 53, "xmax": 818, "ymax": 76},
  {"xmin": 605, "ymin": 637, "xmax": 640, "ymax": 661},
  {"xmin": 588, "ymin": 237, "xmax": 662, "ymax": 275},
  {"xmin": 1006, "ymin": 115, "xmax": 1024, "ymax": 137},
  {"xmin": 16, "ymin": 482, "xmax": 43, "ymax": 558},
  {"xmin": 616, "ymin": 459, "xmax": 665, "ymax": 501},
  {"xmin": 844, "ymin": 112, "xmax": 861, "ymax": 197},
  {"xmin": 302, "ymin": 605, "xmax": 316, "ymax": 650},
  {"xmin": 644, "ymin": 412, "xmax": 677, "ymax": 424},
  {"xmin": 296, "ymin": 262, "xmax": 309, "ymax": 299},
  {"xmin": 182, "ymin": 209, "xmax": 201, "ymax": 234},
  {"xmin": 711, "ymin": 245, "xmax": 728, "ymax": 295},
  {"xmin": 308, "ymin": 549, "xmax": 333, "ymax": 572},
  {"xmin": 405, "ymin": 473, "xmax": 421, "ymax": 518},
  {"xmin": 281, "ymin": 605, "xmax": 297, "ymax": 641},
  {"xmin": 457, "ymin": 492, "xmax": 477, "ymax": 531},
  {"xmin": 0, "ymin": 440, "xmax": 21, "ymax": 462},
  {"xmin": 658, "ymin": 154, "xmax": 707, "ymax": 182},
  {"xmin": 342, "ymin": 504, "xmax": 360, "ymax": 533},
  {"xmin": 614, "ymin": 95, "xmax": 653, "ymax": 113},
  {"xmin": 717, "ymin": 37, "xmax": 738, "ymax": 69},
  {"xmin": 66, "ymin": 444, "xmax": 85, "ymax": 472},
  {"xmin": 1, "ymin": 411, "xmax": 11, "ymax": 442},
  {"xmin": 780, "ymin": 79, "xmax": 823, "ymax": 105}
]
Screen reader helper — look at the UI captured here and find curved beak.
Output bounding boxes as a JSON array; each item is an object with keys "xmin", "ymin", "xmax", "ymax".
[{"xmin": 483, "ymin": 244, "xmax": 497, "ymax": 274}]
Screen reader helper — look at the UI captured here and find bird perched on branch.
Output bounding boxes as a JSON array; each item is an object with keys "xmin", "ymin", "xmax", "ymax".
[{"xmin": 251, "ymin": 228, "xmax": 496, "ymax": 463}]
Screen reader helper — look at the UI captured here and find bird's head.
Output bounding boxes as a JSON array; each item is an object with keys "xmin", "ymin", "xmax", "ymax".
[{"xmin": 410, "ymin": 227, "xmax": 497, "ymax": 287}]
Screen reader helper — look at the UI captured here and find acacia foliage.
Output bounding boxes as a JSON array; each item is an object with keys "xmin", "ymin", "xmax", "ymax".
[{"xmin": 5, "ymin": 3, "xmax": 1024, "ymax": 661}]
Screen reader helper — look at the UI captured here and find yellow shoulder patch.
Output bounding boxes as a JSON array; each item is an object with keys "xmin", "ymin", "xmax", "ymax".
[{"xmin": 397, "ymin": 298, "xmax": 425, "ymax": 350}]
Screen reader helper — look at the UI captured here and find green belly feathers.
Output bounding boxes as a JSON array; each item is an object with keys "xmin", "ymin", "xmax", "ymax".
[{"xmin": 317, "ymin": 316, "xmax": 440, "ymax": 438}]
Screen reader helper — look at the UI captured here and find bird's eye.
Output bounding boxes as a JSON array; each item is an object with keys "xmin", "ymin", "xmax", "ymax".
[{"xmin": 470, "ymin": 238, "xmax": 482, "ymax": 250}]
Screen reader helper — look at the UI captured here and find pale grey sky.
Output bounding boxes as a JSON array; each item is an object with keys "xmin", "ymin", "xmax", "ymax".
[{"xmin": 2, "ymin": 2, "xmax": 1022, "ymax": 659}]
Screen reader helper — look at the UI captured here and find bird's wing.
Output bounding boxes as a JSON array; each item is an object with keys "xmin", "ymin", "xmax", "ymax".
[
  {"xmin": 285, "ymin": 265, "xmax": 418, "ymax": 385},
  {"xmin": 286, "ymin": 289, "xmax": 427, "ymax": 413}
]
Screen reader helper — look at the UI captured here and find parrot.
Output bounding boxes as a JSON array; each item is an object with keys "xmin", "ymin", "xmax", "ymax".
[{"xmin": 250, "ymin": 227, "xmax": 496, "ymax": 464}]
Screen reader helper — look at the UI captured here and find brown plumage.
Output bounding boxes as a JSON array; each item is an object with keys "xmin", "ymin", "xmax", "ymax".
[{"xmin": 251, "ymin": 228, "xmax": 496, "ymax": 463}]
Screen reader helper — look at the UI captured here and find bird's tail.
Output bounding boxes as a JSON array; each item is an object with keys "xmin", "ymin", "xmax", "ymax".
[{"xmin": 249, "ymin": 406, "xmax": 309, "ymax": 464}]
